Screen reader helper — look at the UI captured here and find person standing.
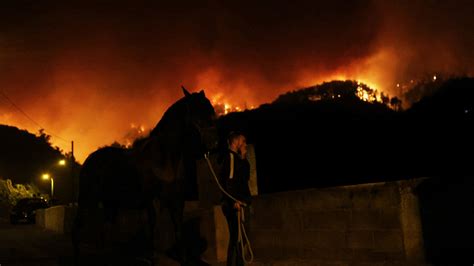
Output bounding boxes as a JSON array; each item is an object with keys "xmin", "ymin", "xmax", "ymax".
[{"xmin": 219, "ymin": 132, "xmax": 252, "ymax": 266}]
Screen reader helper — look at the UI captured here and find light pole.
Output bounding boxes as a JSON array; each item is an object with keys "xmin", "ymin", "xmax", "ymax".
[
  {"xmin": 42, "ymin": 173, "xmax": 54, "ymax": 199},
  {"xmin": 71, "ymin": 141, "xmax": 75, "ymax": 204}
]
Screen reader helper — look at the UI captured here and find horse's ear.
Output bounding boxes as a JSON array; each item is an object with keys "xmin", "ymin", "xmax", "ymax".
[
  {"xmin": 199, "ymin": 90, "xmax": 205, "ymax": 96},
  {"xmin": 182, "ymin": 86, "xmax": 191, "ymax": 97}
]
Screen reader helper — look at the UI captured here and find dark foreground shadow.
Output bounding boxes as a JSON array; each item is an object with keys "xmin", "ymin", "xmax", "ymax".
[
  {"xmin": 417, "ymin": 176, "xmax": 474, "ymax": 265},
  {"xmin": 165, "ymin": 216, "xmax": 210, "ymax": 266}
]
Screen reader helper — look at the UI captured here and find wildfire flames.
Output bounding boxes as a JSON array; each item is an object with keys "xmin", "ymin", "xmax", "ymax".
[
  {"xmin": 0, "ymin": 72, "xmax": 453, "ymax": 163},
  {"xmin": 122, "ymin": 123, "xmax": 147, "ymax": 147},
  {"xmin": 209, "ymin": 78, "xmax": 385, "ymax": 116},
  {"xmin": 210, "ymin": 94, "xmax": 256, "ymax": 116},
  {"xmin": 356, "ymin": 83, "xmax": 383, "ymax": 103},
  {"xmin": 0, "ymin": 1, "xmax": 471, "ymax": 162}
]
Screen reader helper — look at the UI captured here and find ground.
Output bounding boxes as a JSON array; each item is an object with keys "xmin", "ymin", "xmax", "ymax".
[
  {"xmin": 0, "ymin": 217, "xmax": 205, "ymax": 266},
  {"xmin": 0, "ymin": 216, "xmax": 281, "ymax": 266},
  {"xmin": 0, "ymin": 218, "xmax": 72, "ymax": 265}
]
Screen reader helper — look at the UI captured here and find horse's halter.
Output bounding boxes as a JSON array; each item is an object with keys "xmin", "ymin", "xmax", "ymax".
[{"xmin": 183, "ymin": 97, "xmax": 217, "ymax": 153}]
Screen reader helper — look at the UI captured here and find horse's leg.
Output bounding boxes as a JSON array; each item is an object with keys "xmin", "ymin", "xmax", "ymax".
[
  {"xmin": 101, "ymin": 202, "xmax": 118, "ymax": 264},
  {"xmin": 73, "ymin": 203, "xmax": 103, "ymax": 265},
  {"xmin": 72, "ymin": 182, "xmax": 101, "ymax": 266},
  {"xmin": 71, "ymin": 205, "xmax": 84, "ymax": 266},
  {"xmin": 168, "ymin": 198, "xmax": 186, "ymax": 265},
  {"xmin": 146, "ymin": 200, "xmax": 157, "ymax": 265}
]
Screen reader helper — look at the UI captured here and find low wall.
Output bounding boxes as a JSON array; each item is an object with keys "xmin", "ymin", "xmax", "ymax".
[
  {"xmin": 35, "ymin": 201, "xmax": 203, "ymax": 254},
  {"xmin": 36, "ymin": 205, "xmax": 77, "ymax": 234},
  {"xmin": 36, "ymin": 207, "xmax": 46, "ymax": 227},
  {"xmin": 201, "ymin": 179, "xmax": 426, "ymax": 265},
  {"xmin": 36, "ymin": 179, "xmax": 431, "ymax": 264}
]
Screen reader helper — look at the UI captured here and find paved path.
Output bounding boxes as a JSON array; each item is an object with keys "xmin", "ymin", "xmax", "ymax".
[
  {"xmin": 0, "ymin": 218, "xmax": 266, "ymax": 266},
  {"xmin": 0, "ymin": 218, "xmax": 73, "ymax": 265},
  {"xmin": 0, "ymin": 218, "xmax": 203, "ymax": 266}
]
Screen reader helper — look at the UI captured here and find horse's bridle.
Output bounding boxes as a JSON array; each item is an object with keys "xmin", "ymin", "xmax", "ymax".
[
  {"xmin": 181, "ymin": 90, "xmax": 218, "ymax": 153},
  {"xmin": 192, "ymin": 120, "xmax": 217, "ymax": 152}
]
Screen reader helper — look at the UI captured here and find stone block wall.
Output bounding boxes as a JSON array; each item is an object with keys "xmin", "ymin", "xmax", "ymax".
[
  {"xmin": 36, "ymin": 178, "xmax": 432, "ymax": 265},
  {"xmin": 249, "ymin": 182, "xmax": 408, "ymax": 263},
  {"xmin": 200, "ymin": 180, "xmax": 426, "ymax": 265}
]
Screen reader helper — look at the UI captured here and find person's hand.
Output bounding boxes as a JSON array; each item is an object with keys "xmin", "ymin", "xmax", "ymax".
[
  {"xmin": 233, "ymin": 202, "xmax": 241, "ymax": 210},
  {"xmin": 240, "ymin": 144, "xmax": 247, "ymax": 159}
]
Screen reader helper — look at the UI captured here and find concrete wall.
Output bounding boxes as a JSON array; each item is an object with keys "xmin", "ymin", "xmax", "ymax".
[
  {"xmin": 36, "ymin": 177, "xmax": 430, "ymax": 265},
  {"xmin": 36, "ymin": 207, "xmax": 46, "ymax": 228},
  {"xmin": 36, "ymin": 205, "xmax": 77, "ymax": 234},
  {"xmin": 200, "ymin": 179, "xmax": 426, "ymax": 265},
  {"xmin": 200, "ymin": 205, "xmax": 230, "ymax": 262}
]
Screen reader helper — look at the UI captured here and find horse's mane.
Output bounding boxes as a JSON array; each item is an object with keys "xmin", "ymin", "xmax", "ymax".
[
  {"xmin": 149, "ymin": 96, "xmax": 187, "ymax": 137},
  {"xmin": 130, "ymin": 95, "xmax": 188, "ymax": 157}
]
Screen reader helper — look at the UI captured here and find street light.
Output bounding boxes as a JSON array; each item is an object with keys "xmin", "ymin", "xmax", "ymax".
[
  {"xmin": 41, "ymin": 159, "xmax": 65, "ymax": 202},
  {"xmin": 42, "ymin": 173, "xmax": 54, "ymax": 199}
]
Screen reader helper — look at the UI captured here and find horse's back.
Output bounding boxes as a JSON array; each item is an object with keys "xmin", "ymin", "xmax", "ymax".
[{"xmin": 79, "ymin": 146, "xmax": 144, "ymax": 208}]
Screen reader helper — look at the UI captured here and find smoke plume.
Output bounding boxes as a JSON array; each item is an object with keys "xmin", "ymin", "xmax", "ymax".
[{"xmin": 0, "ymin": 0, "xmax": 472, "ymax": 161}]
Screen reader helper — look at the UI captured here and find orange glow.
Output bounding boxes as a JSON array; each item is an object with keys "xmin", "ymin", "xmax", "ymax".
[
  {"xmin": 0, "ymin": 1, "xmax": 472, "ymax": 165},
  {"xmin": 0, "ymin": 64, "xmax": 391, "ymax": 163},
  {"xmin": 0, "ymin": 46, "xmax": 466, "ymax": 163},
  {"xmin": 210, "ymin": 96, "xmax": 253, "ymax": 116},
  {"xmin": 194, "ymin": 68, "xmax": 261, "ymax": 116},
  {"xmin": 297, "ymin": 70, "xmax": 382, "ymax": 96},
  {"xmin": 357, "ymin": 87, "xmax": 370, "ymax": 102},
  {"xmin": 123, "ymin": 123, "xmax": 148, "ymax": 147},
  {"xmin": 0, "ymin": 57, "xmax": 404, "ymax": 164}
]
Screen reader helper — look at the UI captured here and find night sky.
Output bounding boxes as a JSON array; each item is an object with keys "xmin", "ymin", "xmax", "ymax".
[{"xmin": 1, "ymin": 0, "xmax": 473, "ymax": 161}]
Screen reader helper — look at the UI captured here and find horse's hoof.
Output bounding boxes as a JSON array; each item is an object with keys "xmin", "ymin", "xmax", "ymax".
[
  {"xmin": 135, "ymin": 257, "xmax": 154, "ymax": 266},
  {"xmin": 165, "ymin": 246, "xmax": 181, "ymax": 262},
  {"xmin": 196, "ymin": 259, "xmax": 211, "ymax": 266}
]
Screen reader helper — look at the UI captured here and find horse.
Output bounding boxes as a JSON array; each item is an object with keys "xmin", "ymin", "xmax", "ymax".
[{"xmin": 72, "ymin": 87, "xmax": 217, "ymax": 265}]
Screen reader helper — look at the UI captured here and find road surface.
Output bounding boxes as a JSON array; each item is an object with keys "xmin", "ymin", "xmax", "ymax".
[
  {"xmin": 0, "ymin": 218, "xmax": 189, "ymax": 266},
  {"xmin": 0, "ymin": 218, "xmax": 73, "ymax": 265}
]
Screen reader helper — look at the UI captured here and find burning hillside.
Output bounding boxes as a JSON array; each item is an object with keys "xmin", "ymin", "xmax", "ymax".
[{"xmin": 0, "ymin": 1, "xmax": 472, "ymax": 161}]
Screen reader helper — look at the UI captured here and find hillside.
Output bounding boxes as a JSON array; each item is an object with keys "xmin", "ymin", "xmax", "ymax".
[
  {"xmin": 0, "ymin": 125, "xmax": 79, "ymax": 202},
  {"xmin": 217, "ymin": 78, "xmax": 474, "ymax": 193}
]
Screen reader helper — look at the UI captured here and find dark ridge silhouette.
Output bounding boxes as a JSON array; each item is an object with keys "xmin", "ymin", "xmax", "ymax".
[
  {"xmin": 407, "ymin": 77, "xmax": 474, "ymax": 119},
  {"xmin": 416, "ymin": 175, "xmax": 474, "ymax": 264},
  {"xmin": 400, "ymin": 74, "xmax": 465, "ymax": 106},
  {"xmin": 400, "ymin": 77, "xmax": 473, "ymax": 178},
  {"xmin": 217, "ymin": 78, "xmax": 473, "ymax": 194},
  {"xmin": 276, "ymin": 80, "xmax": 368, "ymax": 104},
  {"xmin": 0, "ymin": 125, "xmax": 78, "ymax": 187},
  {"xmin": 0, "ymin": 125, "xmax": 81, "ymax": 204}
]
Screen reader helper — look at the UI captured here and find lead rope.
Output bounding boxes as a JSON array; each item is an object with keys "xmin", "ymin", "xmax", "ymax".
[{"xmin": 204, "ymin": 152, "xmax": 254, "ymax": 264}]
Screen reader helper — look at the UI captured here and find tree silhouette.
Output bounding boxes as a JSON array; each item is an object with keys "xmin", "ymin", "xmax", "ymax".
[
  {"xmin": 217, "ymin": 77, "xmax": 473, "ymax": 193},
  {"xmin": 390, "ymin": 97, "xmax": 402, "ymax": 111}
]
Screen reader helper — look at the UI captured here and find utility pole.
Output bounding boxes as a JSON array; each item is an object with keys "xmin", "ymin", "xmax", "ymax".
[{"xmin": 70, "ymin": 141, "xmax": 75, "ymax": 204}]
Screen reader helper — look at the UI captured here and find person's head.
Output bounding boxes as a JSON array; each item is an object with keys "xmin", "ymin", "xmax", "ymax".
[{"xmin": 227, "ymin": 131, "xmax": 247, "ymax": 155}]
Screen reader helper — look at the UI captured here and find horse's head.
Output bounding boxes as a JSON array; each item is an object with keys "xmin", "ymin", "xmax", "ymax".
[{"xmin": 182, "ymin": 87, "xmax": 218, "ymax": 155}]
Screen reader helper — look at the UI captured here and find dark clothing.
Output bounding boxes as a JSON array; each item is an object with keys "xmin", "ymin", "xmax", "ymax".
[
  {"xmin": 218, "ymin": 150, "xmax": 252, "ymax": 206},
  {"xmin": 222, "ymin": 202, "xmax": 250, "ymax": 266},
  {"xmin": 218, "ymin": 149, "xmax": 252, "ymax": 266}
]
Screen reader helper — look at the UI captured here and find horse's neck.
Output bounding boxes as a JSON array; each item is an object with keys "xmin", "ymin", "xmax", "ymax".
[
  {"xmin": 156, "ymin": 122, "xmax": 187, "ymax": 149},
  {"xmin": 133, "ymin": 128, "xmax": 187, "ymax": 183},
  {"xmin": 138, "ymin": 121, "xmax": 190, "ymax": 163},
  {"xmin": 140, "ymin": 104, "xmax": 191, "ymax": 166}
]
